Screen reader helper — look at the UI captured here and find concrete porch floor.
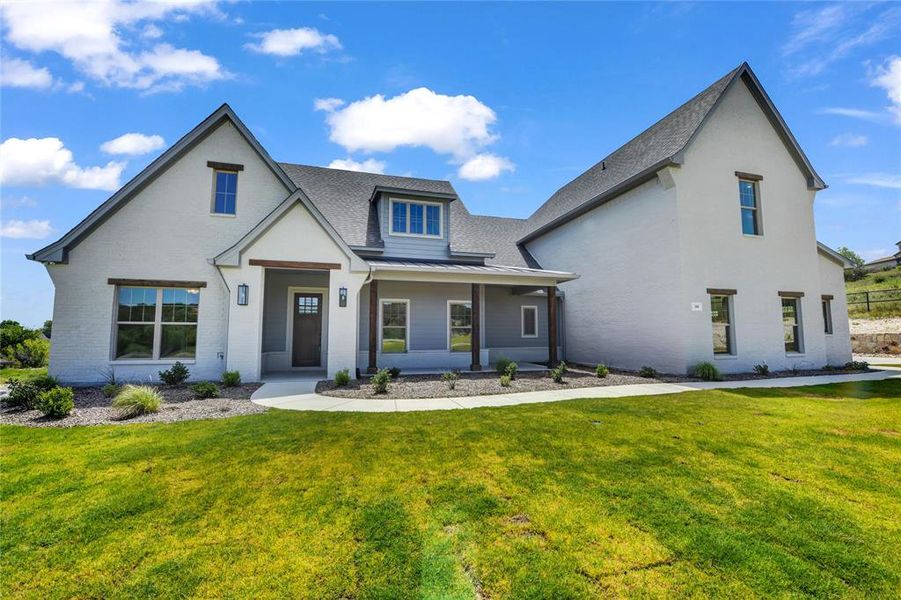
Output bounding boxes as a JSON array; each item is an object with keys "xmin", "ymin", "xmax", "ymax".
[{"xmin": 360, "ymin": 361, "xmax": 548, "ymax": 377}]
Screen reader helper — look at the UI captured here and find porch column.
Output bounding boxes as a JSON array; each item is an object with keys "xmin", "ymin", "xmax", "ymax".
[
  {"xmin": 547, "ymin": 286, "xmax": 558, "ymax": 366},
  {"xmin": 367, "ymin": 280, "xmax": 378, "ymax": 373},
  {"xmin": 470, "ymin": 283, "xmax": 482, "ymax": 371}
]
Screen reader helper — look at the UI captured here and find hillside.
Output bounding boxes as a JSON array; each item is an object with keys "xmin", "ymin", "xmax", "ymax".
[{"xmin": 846, "ymin": 265, "xmax": 901, "ymax": 319}]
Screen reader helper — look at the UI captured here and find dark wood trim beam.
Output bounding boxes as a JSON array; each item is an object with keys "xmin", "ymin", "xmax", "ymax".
[
  {"xmin": 207, "ymin": 160, "xmax": 244, "ymax": 172},
  {"xmin": 547, "ymin": 286, "xmax": 558, "ymax": 367},
  {"xmin": 249, "ymin": 259, "xmax": 341, "ymax": 270},
  {"xmin": 368, "ymin": 280, "xmax": 378, "ymax": 374},
  {"xmin": 778, "ymin": 291, "xmax": 805, "ymax": 298},
  {"xmin": 108, "ymin": 278, "xmax": 206, "ymax": 288},
  {"xmin": 706, "ymin": 288, "xmax": 737, "ymax": 296},
  {"xmin": 470, "ymin": 283, "xmax": 482, "ymax": 371},
  {"xmin": 735, "ymin": 171, "xmax": 763, "ymax": 181},
  {"xmin": 821, "ymin": 294, "xmax": 834, "ymax": 301}
]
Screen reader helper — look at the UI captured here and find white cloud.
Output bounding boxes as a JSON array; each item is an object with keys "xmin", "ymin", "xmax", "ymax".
[
  {"xmin": 245, "ymin": 27, "xmax": 341, "ymax": 57},
  {"xmin": 67, "ymin": 81, "xmax": 86, "ymax": 93},
  {"xmin": 847, "ymin": 173, "xmax": 901, "ymax": 189},
  {"xmin": 326, "ymin": 158, "xmax": 386, "ymax": 174},
  {"xmin": 817, "ymin": 107, "xmax": 885, "ymax": 122},
  {"xmin": 0, "ymin": 57, "xmax": 53, "ymax": 89},
  {"xmin": 1, "ymin": 0, "xmax": 227, "ymax": 93},
  {"xmin": 0, "ymin": 137, "xmax": 125, "ymax": 191},
  {"xmin": 0, "ymin": 196, "xmax": 38, "ymax": 209},
  {"xmin": 457, "ymin": 153, "xmax": 515, "ymax": 181},
  {"xmin": 313, "ymin": 97, "xmax": 345, "ymax": 112},
  {"xmin": 322, "ymin": 87, "xmax": 500, "ymax": 159},
  {"xmin": 870, "ymin": 56, "xmax": 901, "ymax": 124},
  {"xmin": 101, "ymin": 133, "xmax": 165, "ymax": 156},
  {"xmin": 0, "ymin": 219, "xmax": 53, "ymax": 239},
  {"xmin": 142, "ymin": 24, "xmax": 163, "ymax": 39},
  {"xmin": 828, "ymin": 133, "xmax": 868, "ymax": 147}
]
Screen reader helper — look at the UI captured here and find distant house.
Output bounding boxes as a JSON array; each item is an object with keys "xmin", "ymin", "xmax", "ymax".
[
  {"xmin": 28, "ymin": 62, "xmax": 852, "ymax": 383},
  {"xmin": 858, "ymin": 242, "xmax": 901, "ymax": 273}
]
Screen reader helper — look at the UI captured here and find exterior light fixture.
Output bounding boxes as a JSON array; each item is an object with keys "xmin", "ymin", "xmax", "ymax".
[
  {"xmin": 339, "ymin": 286, "xmax": 348, "ymax": 307},
  {"xmin": 237, "ymin": 284, "xmax": 249, "ymax": 306}
]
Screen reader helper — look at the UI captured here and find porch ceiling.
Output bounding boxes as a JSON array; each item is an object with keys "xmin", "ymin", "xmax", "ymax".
[{"xmin": 367, "ymin": 260, "xmax": 578, "ymax": 286}]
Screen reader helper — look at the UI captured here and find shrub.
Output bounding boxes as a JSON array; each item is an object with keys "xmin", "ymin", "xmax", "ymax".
[
  {"xmin": 35, "ymin": 387, "xmax": 74, "ymax": 418},
  {"xmin": 372, "ymin": 369, "xmax": 391, "ymax": 394},
  {"xmin": 158, "ymin": 361, "xmax": 190, "ymax": 386},
  {"xmin": 495, "ymin": 357, "xmax": 514, "ymax": 376},
  {"xmin": 387, "ymin": 366, "xmax": 401, "ymax": 380},
  {"xmin": 844, "ymin": 360, "xmax": 869, "ymax": 371},
  {"xmin": 191, "ymin": 382, "xmax": 219, "ymax": 399},
  {"xmin": 334, "ymin": 369, "xmax": 351, "ymax": 387},
  {"xmin": 500, "ymin": 374, "xmax": 512, "ymax": 387},
  {"xmin": 504, "ymin": 361, "xmax": 518, "ymax": 380},
  {"xmin": 113, "ymin": 385, "xmax": 162, "ymax": 418},
  {"xmin": 691, "ymin": 361, "xmax": 721, "ymax": 381},
  {"xmin": 595, "ymin": 364, "xmax": 609, "ymax": 378},
  {"xmin": 442, "ymin": 371, "xmax": 458, "ymax": 390},
  {"xmin": 638, "ymin": 366, "xmax": 657, "ymax": 378},
  {"xmin": 550, "ymin": 362, "xmax": 567, "ymax": 383},
  {"xmin": 874, "ymin": 276, "xmax": 885, "ymax": 284},
  {"xmin": 3, "ymin": 374, "xmax": 58, "ymax": 409},
  {"xmin": 221, "ymin": 370, "xmax": 241, "ymax": 387},
  {"xmin": 101, "ymin": 383, "xmax": 122, "ymax": 398},
  {"xmin": 6, "ymin": 337, "xmax": 50, "ymax": 368},
  {"xmin": 753, "ymin": 363, "xmax": 770, "ymax": 376}
]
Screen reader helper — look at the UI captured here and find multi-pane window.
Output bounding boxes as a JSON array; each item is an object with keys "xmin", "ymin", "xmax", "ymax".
[
  {"xmin": 297, "ymin": 296, "xmax": 320, "ymax": 315},
  {"xmin": 213, "ymin": 170, "xmax": 238, "ymax": 214},
  {"xmin": 449, "ymin": 302, "xmax": 472, "ymax": 352},
  {"xmin": 381, "ymin": 300, "xmax": 408, "ymax": 353},
  {"xmin": 115, "ymin": 286, "xmax": 199, "ymax": 360},
  {"xmin": 390, "ymin": 199, "xmax": 442, "ymax": 237},
  {"xmin": 739, "ymin": 180, "xmax": 761, "ymax": 235},
  {"xmin": 521, "ymin": 305, "xmax": 538, "ymax": 338},
  {"xmin": 782, "ymin": 298, "xmax": 802, "ymax": 353},
  {"xmin": 710, "ymin": 295, "xmax": 733, "ymax": 355},
  {"xmin": 822, "ymin": 298, "xmax": 833, "ymax": 334}
]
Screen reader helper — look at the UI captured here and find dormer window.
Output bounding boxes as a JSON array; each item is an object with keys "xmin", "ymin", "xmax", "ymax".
[
  {"xmin": 208, "ymin": 161, "xmax": 243, "ymax": 216},
  {"xmin": 389, "ymin": 198, "xmax": 442, "ymax": 237}
]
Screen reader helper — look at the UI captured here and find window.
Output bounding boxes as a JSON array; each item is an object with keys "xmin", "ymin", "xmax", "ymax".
[
  {"xmin": 212, "ymin": 170, "xmax": 238, "ymax": 215},
  {"xmin": 738, "ymin": 179, "xmax": 761, "ymax": 235},
  {"xmin": 297, "ymin": 295, "xmax": 320, "ymax": 315},
  {"xmin": 822, "ymin": 297, "xmax": 833, "ymax": 334},
  {"xmin": 381, "ymin": 300, "xmax": 408, "ymax": 353},
  {"xmin": 782, "ymin": 298, "xmax": 802, "ymax": 353},
  {"xmin": 710, "ymin": 295, "xmax": 734, "ymax": 355},
  {"xmin": 521, "ymin": 305, "xmax": 538, "ymax": 338},
  {"xmin": 389, "ymin": 199, "xmax": 442, "ymax": 237},
  {"xmin": 115, "ymin": 286, "xmax": 199, "ymax": 360},
  {"xmin": 448, "ymin": 301, "xmax": 472, "ymax": 352}
]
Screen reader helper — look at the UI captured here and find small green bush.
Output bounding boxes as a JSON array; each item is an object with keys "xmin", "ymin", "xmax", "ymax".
[
  {"xmin": 220, "ymin": 370, "xmax": 241, "ymax": 387},
  {"xmin": 550, "ymin": 362, "xmax": 567, "ymax": 383},
  {"xmin": 101, "ymin": 383, "xmax": 122, "ymax": 398},
  {"xmin": 3, "ymin": 374, "xmax": 58, "ymax": 409},
  {"xmin": 113, "ymin": 385, "xmax": 162, "ymax": 418},
  {"xmin": 495, "ymin": 357, "xmax": 514, "ymax": 376},
  {"xmin": 191, "ymin": 382, "xmax": 219, "ymax": 399},
  {"xmin": 753, "ymin": 363, "xmax": 770, "ymax": 376},
  {"xmin": 442, "ymin": 371, "xmax": 458, "ymax": 390},
  {"xmin": 35, "ymin": 386, "xmax": 74, "ymax": 418},
  {"xmin": 500, "ymin": 374, "xmax": 512, "ymax": 387},
  {"xmin": 595, "ymin": 364, "xmax": 609, "ymax": 378},
  {"xmin": 159, "ymin": 361, "xmax": 190, "ymax": 386},
  {"xmin": 638, "ymin": 366, "xmax": 657, "ymax": 378},
  {"xmin": 844, "ymin": 360, "xmax": 869, "ymax": 371},
  {"xmin": 691, "ymin": 361, "xmax": 721, "ymax": 381},
  {"xmin": 874, "ymin": 276, "xmax": 885, "ymax": 284},
  {"xmin": 6, "ymin": 337, "xmax": 50, "ymax": 368},
  {"xmin": 387, "ymin": 366, "xmax": 401, "ymax": 380},
  {"xmin": 504, "ymin": 361, "xmax": 518, "ymax": 380},
  {"xmin": 334, "ymin": 369, "xmax": 351, "ymax": 387},
  {"xmin": 372, "ymin": 369, "xmax": 391, "ymax": 394}
]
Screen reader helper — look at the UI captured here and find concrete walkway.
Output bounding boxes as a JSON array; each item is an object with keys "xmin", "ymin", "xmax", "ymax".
[{"xmin": 250, "ymin": 369, "xmax": 900, "ymax": 413}]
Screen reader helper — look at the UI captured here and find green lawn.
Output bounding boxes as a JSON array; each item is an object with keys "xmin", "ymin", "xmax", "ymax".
[
  {"xmin": 0, "ymin": 367, "xmax": 48, "ymax": 384},
  {"xmin": 2, "ymin": 381, "xmax": 900, "ymax": 598}
]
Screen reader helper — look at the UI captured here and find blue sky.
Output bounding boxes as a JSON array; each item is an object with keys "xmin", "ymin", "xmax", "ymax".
[{"xmin": 1, "ymin": 1, "xmax": 899, "ymax": 327}]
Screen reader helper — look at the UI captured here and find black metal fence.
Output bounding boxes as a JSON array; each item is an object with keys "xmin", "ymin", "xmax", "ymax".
[{"xmin": 847, "ymin": 288, "xmax": 901, "ymax": 312}]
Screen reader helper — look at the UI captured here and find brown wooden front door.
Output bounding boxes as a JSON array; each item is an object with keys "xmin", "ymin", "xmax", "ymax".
[{"xmin": 292, "ymin": 293, "xmax": 323, "ymax": 367}]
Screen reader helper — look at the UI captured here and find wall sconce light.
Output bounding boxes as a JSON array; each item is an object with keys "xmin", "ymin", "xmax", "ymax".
[
  {"xmin": 339, "ymin": 286, "xmax": 348, "ymax": 307},
  {"xmin": 237, "ymin": 284, "xmax": 249, "ymax": 306}
]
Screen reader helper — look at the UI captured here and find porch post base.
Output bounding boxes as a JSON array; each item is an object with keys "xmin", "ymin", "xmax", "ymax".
[
  {"xmin": 366, "ymin": 366, "xmax": 378, "ymax": 374},
  {"xmin": 470, "ymin": 364, "xmax": 482, "ymax": 372}
]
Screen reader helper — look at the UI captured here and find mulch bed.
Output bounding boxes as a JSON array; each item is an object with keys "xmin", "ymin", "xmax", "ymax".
[{"xmin": 0, "ymin": 383, "xmax": 264, "ymax": 428}]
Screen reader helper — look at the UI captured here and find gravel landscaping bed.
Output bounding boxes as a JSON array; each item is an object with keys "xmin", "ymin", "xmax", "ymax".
[{"xmin": 0, "ymin": 383, "xmax": 264, "ymax": 428}]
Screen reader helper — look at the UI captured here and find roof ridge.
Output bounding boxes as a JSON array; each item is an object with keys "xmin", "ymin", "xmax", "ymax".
[{"xmin": 278, "ymin": 161, "xmax": 452, "ymax": 185}]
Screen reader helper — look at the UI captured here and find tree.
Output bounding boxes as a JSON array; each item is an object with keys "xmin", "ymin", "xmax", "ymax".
[
  {"xmin": 42, "ymin": 320, "xmax": 52, "ymax": 339},
  {"xmin": 837, "ymin": 246, "xmax": 867, "ymax": 282},
  {"xmin": 0, "ymin": 320, "xmax": 40, "ymax": 357}
]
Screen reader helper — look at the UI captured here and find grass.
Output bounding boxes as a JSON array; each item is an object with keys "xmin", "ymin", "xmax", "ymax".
[
  {"xmin": 2, "ymin": 380, "xmax": 900, "ymax": 598},
  {"xmin": 847, "ymin": 265, "xmax": 901, "ymax": 318},
  {"xmin": 0, "ymin": 367, "xmax": 48, "ymax": 384}
]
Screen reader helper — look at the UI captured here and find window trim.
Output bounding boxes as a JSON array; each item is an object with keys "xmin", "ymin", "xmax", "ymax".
[
  {"xmin": 388, "ymin": 197, "xmax": 443, "ymax": 238},
  {"xmin": 781, "ymin": 296, "xmax": 804, "ymax": 354},
  {"xmin": 737, "ymin": 177, "xmax": 763, "ymax": 237},
  {"xmin": 821, "ymin": 296, "xmax": 833, "ymax": 335},
  {"xmin": 709, "ymin": 293, "xmax": 736, "ymax": 356},
  {"xmin": 112, "ymin": 285, "xmax": 200, "ymax": 362},
  {"xmin": 379, "ymin": 298, "xmax": 410, "ymax": 354},
  {"xmin": 521, "ymin": 305, "xmax": 539, "ymax": 338},
  {"xmin": 447, "ymin": 300, "xmax": 473, "ymax": 352},
  {"xmin": 210, "ymin": 168, "xmax": 239, "ymax": 216}
]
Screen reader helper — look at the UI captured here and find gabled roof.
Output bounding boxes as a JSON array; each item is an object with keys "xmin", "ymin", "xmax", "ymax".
[
  {"xmin": 817, "ymin": 242, "xmax": 853, "ymax": 268},
  {"xmin": 518, "ymin": 62, "xmax": 827, "ymax": 244},
  {"xmin": 28, "ymin": 103, "xmax": 297, "ymax": 264}
]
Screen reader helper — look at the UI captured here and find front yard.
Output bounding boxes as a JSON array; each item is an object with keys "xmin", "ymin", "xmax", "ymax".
[{"xmin": 2, "ymin": 380, "xmax": 899, "ymax": 598}]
